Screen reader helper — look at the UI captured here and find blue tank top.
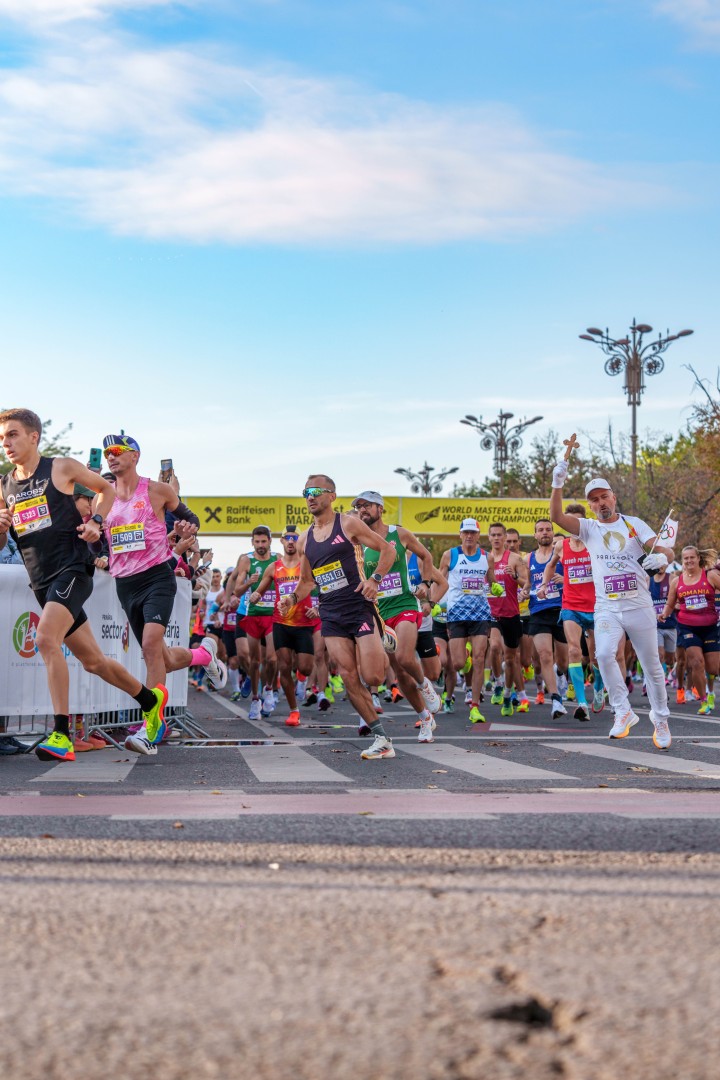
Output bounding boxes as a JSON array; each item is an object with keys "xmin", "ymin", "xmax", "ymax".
[
  {"xmin": 528, "ymin": 550, "xmax": 563, "ymax": 613},
  {"xmin": 407, "ymin": 552, "xmax": 422, "ymax": 589},
  {"xmin": 650, "ymin": 575, "xmax": 676, "ymax": 628}
]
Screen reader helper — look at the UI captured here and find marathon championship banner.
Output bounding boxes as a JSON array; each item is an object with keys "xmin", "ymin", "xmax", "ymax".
[
  {"xmin": 186, "ymin": 496, "xmax": 587, "ymax": 537},
  {"xmin": 0, "ymin": 566, "xmax": 191, "ymax": 716}
]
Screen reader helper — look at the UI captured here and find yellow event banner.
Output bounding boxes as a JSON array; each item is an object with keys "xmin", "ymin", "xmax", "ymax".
[{"xmin": 185, "ymin": 496, "xmax": 584, "ymax": 537}]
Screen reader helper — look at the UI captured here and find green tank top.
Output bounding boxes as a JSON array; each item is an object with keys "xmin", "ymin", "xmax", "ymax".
[
  {"xmin": 363, "ymin": 525, "xmax": 420, "ymax": 621},
  {"xmin": 247, "ymin": 554, "xmax": 277, "ymax": 616}
]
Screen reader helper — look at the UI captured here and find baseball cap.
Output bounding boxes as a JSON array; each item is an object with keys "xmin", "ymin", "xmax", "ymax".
[
  {"xmin": 73, "ymin": 483, "xmax": 96, "ymax": 499},
  {"xmin": 460, "ymin": 517, "xmax": 481, "ymax": 532},
  {"xmin": 352, "ymin": 490, "xmax": 385, "ymax": 508},
  {"xmin": 103, "ymin": 434, "xmax": 140, "ymax": 454},
  {"xmin": 584, "ymin": 478, "xmax": 613, "ymax": 497}
]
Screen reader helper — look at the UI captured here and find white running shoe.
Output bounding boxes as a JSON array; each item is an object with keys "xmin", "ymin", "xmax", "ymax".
[
  {"xmin": 361, "ymin": 734, "xmax": 395, "ymax": 760},
  {"xmin": 371, "ymin": 693, "xmax": 383, "ymax": 715},
  {"xmin": 125, "ymin": 728, "xmax": 158, "ymax": 756},
  {"xmin": 418, "ymin": 715, "xmax": 436, "ymax": 743},
  {"xmin": 201, "ymin": 635, "xmax": 228, "ymax": 690},
  {"xmin": 295, "ymin": 679, "xmax": 307, "ymax": 704},
  {"xmin": 248, "ymin": 698, "xmax": 262, "ymax": 721},
  {"xmin": 652, "ymin": 717, "xmax": 672, "ymax": 750},
  {"xmin": 592, "ymin": 687, "xmax": 605, "ymax": 713},
  {"xmin": 420, "ymin": 678, "xmax": 441, "ymax": 714},
  {"xmin": 574, "ymin": 704, "xmax": 590, "ymax": 722},
  {"xmin": 464, "ymin": 689, "xmax": 473, "ymax": 706},
  {"xmin": 551, "ymin": 699, "xmax": 567, "ymax": 719},
  {"xmin": 261, "ymin": 687, "xmax": 276, "ymax": 716},
  {"xmin": 609, "ymin": 710, "xmax": 639, "ymax": 739}
]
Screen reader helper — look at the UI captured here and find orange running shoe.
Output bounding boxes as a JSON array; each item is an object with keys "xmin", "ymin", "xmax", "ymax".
[
  {"xmin": 691, "ymin": 687, "xmax": 700, "ymax": 700},
  {"xmin": 391, "ymin": 686, "xmax": 404, "ymax": 703},
  {"xmin": 285, "ymin": 710, "xmax": 301, "ymax": 727},
  {"xmin": 534, "ymin": 689, "xmax": 545, "ymax": 705},
  {"xmin": 676, "ymin": 688, "xmax": 685, "ymax": 704},
  {"xmin": 517, "ymin": 699, "xmax": 530, "ymax": 713},
  {"xmin": 72, "ymin": 736, "xmax": 95, "ymax": 753}
]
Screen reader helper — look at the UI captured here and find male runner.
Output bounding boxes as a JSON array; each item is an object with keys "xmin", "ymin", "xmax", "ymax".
[
  {"xmin": 353, "ymin": 490, "xmax": 440, "ymax": 742},
  {"xmin": 506, "ymin": 528, "xmax": 534, "ymax": 683},
  {"xmin": 276, "ymin": 475, "xmax": 398, "ymax": 760},
  {"xmin": 538, "ymin": 504, "xmax": 604, "ymax": 720},
  {"xmin": 550, "ymin": 468, "xmax": 674, "ymax": 748},
  {"xmin": 486, "ymin": 522, "xmax": 530, "ymax": 715},
  {"xmin": 439, "ymin": 519, "xmax": 491, "ymax": 723},
  {"xmin": 650, "ymin": 562, "xmax": 677, "ymax": 700},
  {"xmin": 0, "ymin": 409, "xmax": 167, "ymax": 762},
  {"xmin": 525, "ymin": 519, "xmax": 567, "ymax": 721},
  {"xmin": 227, "ymin": 526, "xmax": 278, "ymax": 720},
  {"xmin": 101, "ymin": 433, "xmax": 227, "ymax": 753},
  {"xmin": 249, "ymin": 527, "xmax": 316, "ymax": 727}
]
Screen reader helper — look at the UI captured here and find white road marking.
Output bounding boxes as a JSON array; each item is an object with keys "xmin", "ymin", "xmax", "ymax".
[
  {"xmin": 238, "ymin": 745, "xmax": 353, "ymax": 783},
  {"xmin": 543, "ymin": 742, "xmax": 720, "ymax": 779},
  {"xmin": 399, "ymin": 743, "xmax": 576, "ymax": 781},
  {"xmin": 32, "ymin": 753, "xmax": 138, "ymax": 783}
]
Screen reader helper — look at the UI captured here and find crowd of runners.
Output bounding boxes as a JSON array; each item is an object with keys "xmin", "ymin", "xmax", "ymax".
[{"xmin": 1, "ymin": 407, "xmax": 719, "ymax": 765}]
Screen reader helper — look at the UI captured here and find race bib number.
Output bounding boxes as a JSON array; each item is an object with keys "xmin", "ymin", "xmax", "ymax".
[
  {"xmin": 567, "ymin": 564, "xmax": 592, "ymax": 585},
  {"xmin": 460, "ymin": 570, "xmax": 483, "ymax": 594},
  {"xmin": 377, "ymin": 571, "xmax": 403, "ymax": 599},
  {"xmin": 278, "ymin": 579, "xmax": 299, "ymax": 598},
  {"xmin": 12, "ymin": 494, "xmax": 52, "ymax": 535},
  {"xmin": 225, "ymin": 612, "xmax": 237, "ymax": 629},
  {"xmin": 604, "ymin": 573, "xmax": 638, "ymax": 600},
  {"xmin": 653, "ymin": 600, "xmax": 665, "ymax": 614},
  {"xmin": 257, "ymin": 588, "xmax": 275, "ymax": 609},
  {"xmin": 685, "ymin": 594, "xmax": 708, "ymax": 611},
  {"xmin": 110, "ymin": 523, "xmax": 146, "ymax": 553},
  {"xmin": 313, "ymin": 559, "xmax": 349, "ymax": 594}
]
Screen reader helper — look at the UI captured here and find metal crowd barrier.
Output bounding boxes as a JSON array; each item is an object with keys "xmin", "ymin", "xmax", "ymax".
[{"xmin": 0, "ymin": 703, "xmax": 211, "ymax": 752}]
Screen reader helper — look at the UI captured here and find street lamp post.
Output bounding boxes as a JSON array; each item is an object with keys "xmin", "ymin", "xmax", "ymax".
[
  {"xmin": 393, "ymin": 462, "xmax": 459, "ymax": 497},
  {"xmin": 579, "ymin": 319, "xmax": 694, "ymax": 513},
  {"xmin": 459, "ymin": 410, "xmax": 543, "ymax": 496}
]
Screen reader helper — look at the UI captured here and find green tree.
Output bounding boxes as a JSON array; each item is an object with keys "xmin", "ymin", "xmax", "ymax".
[{"xmin": 0, "ymin": 419, "xmax": 79, "ymax": 475}]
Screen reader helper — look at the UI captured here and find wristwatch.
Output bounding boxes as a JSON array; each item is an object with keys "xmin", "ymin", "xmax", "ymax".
[
  {"xmin": 371, "ymin": 573, "xmax": 383, "ymax": 583},
  {"xmin": 90, "ymin": 514, "xmax": 104, "ymax": 526}
]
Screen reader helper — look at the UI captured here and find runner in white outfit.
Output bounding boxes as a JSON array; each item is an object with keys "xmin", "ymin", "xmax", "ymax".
[{"xmin": 549, "ymin": 467, "xmax": 675, "ymax": 749}]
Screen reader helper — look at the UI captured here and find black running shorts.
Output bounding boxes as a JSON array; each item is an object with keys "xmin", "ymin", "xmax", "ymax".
[
  {"xmin": 114, "ymin": 560, "xmax": 177, "ymax": 646},
  {"xmin": 33, "ymin": 567, "xmax": 94, "ymax": 638},
  {"xmin": 417, "ymin": 629, "xmax": 438, "ymax": 660},
  {"xmin": 528, "ymin": 608, "xmax": 566, "ymax": 643},
  {"xmin": 273, "ymin": 622, "xmax": 315, "ymax": 655}
]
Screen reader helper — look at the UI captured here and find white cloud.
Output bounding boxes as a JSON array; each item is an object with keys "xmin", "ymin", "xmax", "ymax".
[
  {"xmin": 0, "ymin": 0, "xmax": 176, "ymax": 23},
  {"xmin": 654, "ymin": 0, "xmax": 720, "ymax": 40},
  {"xmin": 0, "ymin": 26, "xmax": 671, "ymax": 245}
]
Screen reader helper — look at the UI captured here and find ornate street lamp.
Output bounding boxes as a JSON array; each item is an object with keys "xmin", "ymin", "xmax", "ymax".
[
  {"xmin": 459, "ymin": 410, "xmax": 543, "ymax": 496},
  {"xmin": 393, "ymin": 462, "xmax": 459, "ymax": 496},
  {"xmin": 579, "ymin": 319, "xmax": 694, "ymax": 512}
]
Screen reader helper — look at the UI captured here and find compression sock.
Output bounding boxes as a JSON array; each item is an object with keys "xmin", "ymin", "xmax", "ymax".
[
  {"xmin": 569, "ymin": 663, "xmax": 587, "ymax": 706},
  {"xmin": 593, "ymin": 666, "xmax": 604, "ymax": 694},
  {"xmin": 134, "ymin": 686, "xmax": 157, "ymax": 713},
  {"xmin": 53, "ymin": 714, "xmax": 70, "ymax": 736},
  {"xmin": 368, "ymin": 718, "xmax": 386, "ymax": 737},
  {"xmin": 191, "ymin": 646, "xmax": 212, "ymax": 666}
]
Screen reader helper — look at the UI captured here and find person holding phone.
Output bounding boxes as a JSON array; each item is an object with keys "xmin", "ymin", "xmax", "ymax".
[{"xmin": 99, "ymin": 433, "xmax": 227, "ymax": 754}]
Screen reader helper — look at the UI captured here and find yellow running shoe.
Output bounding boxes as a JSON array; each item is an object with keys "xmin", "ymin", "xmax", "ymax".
[
  {"xmin": 469, "ymin": 706, "xmax": 486, "ymax": 724},
  {"xmin": 143, "ymin": 685, "xmax": 168, "ymax": 745},
  {"xmin": 36, "ymin": 730, "xmax": 75, "ymax": 762}
]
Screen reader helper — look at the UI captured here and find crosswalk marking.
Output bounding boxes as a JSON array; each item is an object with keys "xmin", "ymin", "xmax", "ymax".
[
  {"xmin": 238, "ymin": 745, "xmax": 353, "ymax": 783},
  {"xmin": 399, "ymin": 743, "xmax": 576, "ymax": 781},
  {"xmin": 543, "ymin": 742, "xmax": 720, "ymax": 779},
  {"xmin": 32, "ymin": 752, "xmax": 139, "ymax": 783}
]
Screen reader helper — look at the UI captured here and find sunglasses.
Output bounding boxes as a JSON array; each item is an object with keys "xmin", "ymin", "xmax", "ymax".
[
  {"xmin": 302, "ymin": 487, "xmax": 332, "ymax": 499},
  {"xmin": 103, "ymin": 445, "xmax": 135, "ymax": 458},
  {"xmin": 282, "ymin": 534, "xmax": 299, "ymax": 541}
]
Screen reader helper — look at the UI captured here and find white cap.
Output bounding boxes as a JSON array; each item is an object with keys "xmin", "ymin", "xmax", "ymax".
[
  {"xmin": 460, "ymin": 517, "xmax": 480, "ymax": 532},
  {"xmin": 585, "ymin": 477, "xmax": 613, "ymax": 497},
  {"xmin": 352, "ymin": 490, "xmax": 384, "ymax": 508}
]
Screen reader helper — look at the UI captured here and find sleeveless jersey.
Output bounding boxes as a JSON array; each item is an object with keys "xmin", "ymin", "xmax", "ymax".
[
  {"xmin": 676, "ymin": 571, "xmax": 717, "ymax": 627},
  {"xmin": 649, "ymin": 574, "xmax": 676, "ymax": 629},
  {"xmin": 204, "ymin": 588, "xmax": 223, "ymax": 628},
  {"xmin": 247, "ymin": 554, "xmax": 277, "ymax": 616},
  {"xmin": 560, "ymin": 538, "xmax": 595, "ymax": 613},
  {"xmin": 274, "ymin": 559, "xmax": 316, "ymax": 627},
  {"xmin": 305, "ymin": 513, "xmax": 365, "ymax": 611},
  {"xmin": 104, "ymin": 476, "xmax": 172, "ymax": 578},
  {"xmin": 528, "ymin": 550, "xmax": 562, "ymax": 613},
  {"xmin": 364, "ymin": 525, "xmax": 420, "ymax": 621},
  {"xmin": 1, "ymin": 456, "xmax": 91, "ymax": 589},
  {"xmin": 408, "ymin": 552, "xmax": 432, "ymax": 632},
  {"xmin": 487, "ymin": 549, "xmax": 519, "ymax": 619},
  {"xmin": 446, "ymin": 547, "xmax": 490, "ymax": 622}
]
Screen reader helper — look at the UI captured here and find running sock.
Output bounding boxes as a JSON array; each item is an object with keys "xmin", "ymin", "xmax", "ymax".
[
  {"xmin": 134, "ymin": 686, "xmax": 157, "ymax": 713},
  {"xmin": 53, "ymin": 714, "xmax": 70, "ymax": 736},
  {"xmin": 228, "ymin": 668, "xmax": 240, "ymax": 693},
  {"xmin": 191, "ymin": 645, "xmax": 212, "ymax": 666},
  {"xmin": 518, "ymin": 690, "xmax": 528, "ymax": 701},
  {"xmin": 368, "ymin": 719, "xmax": 386, "ymax": 737},
  {"xmin": 593, "ymin": 666, "xmax": 604, "ymax": 694},
  {"xmin": 296, "ymin": 672, "xmax": 307, "ymax": 683},
  {"xmin": 569, "ymin": 663, "xmax": 587, "ymax": 706},
  {"xmin": 551, "ymin": 692, "xmax": 562, "ymax": 705}
]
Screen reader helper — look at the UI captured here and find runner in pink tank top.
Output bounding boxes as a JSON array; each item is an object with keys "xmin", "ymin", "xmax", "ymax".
[
  {"xmin": 101, "ymin": 433, "xmax": 227, "ymax": 755},
  {"xmin": 486, "ymin": 523, "xmax": 530, "ymax": 714}
]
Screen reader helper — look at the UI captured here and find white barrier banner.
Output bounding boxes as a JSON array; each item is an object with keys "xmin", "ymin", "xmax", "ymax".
[{"xmin": 0, "ymin": 565, "xmax": 191, "ymax": 715}]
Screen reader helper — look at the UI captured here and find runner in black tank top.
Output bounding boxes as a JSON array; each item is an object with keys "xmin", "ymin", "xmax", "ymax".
[
  {"xmin": 0, "ymin": 408, "xmax": 171, "ymax": 763},
  {"xmin": 277, "ymin": 476, "xmax": 398, "ymax": 760}
]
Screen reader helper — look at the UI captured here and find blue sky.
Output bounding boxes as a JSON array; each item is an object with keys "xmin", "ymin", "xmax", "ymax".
[{"xmin": 0, "ymin": 0, "xmax": 718, "ymax": 505}]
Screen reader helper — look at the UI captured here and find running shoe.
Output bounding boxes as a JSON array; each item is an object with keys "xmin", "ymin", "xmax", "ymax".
[
  {"xmin": 574, "ymin": 704, "xmax": 590, "ymax": 722},
  {"xmin": 248, "ymin": 698, "xmax": 262, "ymax": 720},
  {"xmin": 443, "ymin": 695, "xmax": 455, "ymax": 714},
  {"xmin": 652, "ymin": 718, "xmax": 672, "ymax": 749},
  {"xmin": 691, "ymin": 687, "xmax": 701, "ymax": 700},
  {"xmin": 592, "ymin": 687, "xmax": 605, "ymax": 713},
  {"xmin": 461, "ymin": 656, "xmax": 472, "ymax": 675},
  {"xmin": 36, "ymin": 731, "xmax": 75, "ymax": 762},
  {"xmin": 382, "ymin": 625, "xmax": 398, "ymax": 653},
  {"xmin": 517, "ymin": 699, "xmax": 530, "ymax": 713},
  {"xmin": 418, "ymin": 716, "xmax": 437, "ymax": 743},
  {"xmin": 566, "ymin": 682, "xmax": 576, "ymax": 702},
  {"xmin": 143, "ymin": 685, "xmax": 168, "ymax": 745},
  {"xmin": 534, "ymin": 689, "xmax": 545, "ymax": 706},
  {"xmin": 464, "ymin": 689, "xmax": 474, "ymax": 706},
  {"xmin": 361, "ymin": 735, "xmax": 395, "ymax": 760},
  {"xmin": 125, "ymin": 727, "xmax": 158, "ymax": 756},
  {"xmin": 469, "ymin": 705, "xmax": 486, "ymax": 724},
  {"xmin": 484, "ymin": 679, "xmax": 493, "ymax": 692},
  {"xmin": 698, "ymin": 701, "xmax": 713, "ymax": 715},
  {"xmin": 500, "ymin": 700, "xmax": 514, "ymax": 717},
  {"xmin": 420, "ymin": 678, "xmax": 441, "ymax": 714},
  {"xmin": 261, "ymin": 687, "xmax": 276, "ymax": 716},
  {"xmin": 709, "ymin": 692, "xmax": 716, "ymax": 709},
  {"xmin": 230, "ymin": 690, "xmax": 242, "ymax": 702},
  {"xmin": 240, "ymin": 675, "xmax": 252, "ymax": 698},
  {"xmin": 86, "ymin": 733, "xmax": 108, "ymax": 749},
  {"xmin": 676, "ymin": 688, "xmax": 685, "ymax": 705},
  {"xmin": 295, "ymin": 679, "xmax": 307, "ymax": 704},
  {"xmin": 556, "ymin": 672, "xmax": 569, "ymax": 698},
  {"xmin": 371, "ymin": 693, "xmax": 383, "ymax": 715},
  {"xmin": 201, "ymin": 635, "xmax": 228, "ymax": 690},
  {"xmin": 490, "ymin": 689, "xmax": 503, "ymax": 706},
  {"xmin": 551, "ymin": 699, "xmax": 567, "ymax": 720},
  {"xmin": 323, "ymin": 685, "xmax": 335, "ymax": 705},
  {"xmin": 391, "ymin": 686, "xmax": 404, "ymax": 703},
  {"xmin": 72, "ymin": 735, "xmax": 95, "ymax": 753},
  {"xmin": 358, "ymin": 721, "xmax": 372, "ymax": 737},
  {"xmin": 330, "ymin": 674, "xmax": 344, "ymax": 695},
  {"xmin": 303, "ymin": 690, "xmax": 318, "ymax": 707},
  {"xmin": 318, "ymin": 694, "xmax": 331, "ymax": 712},
  {"xmin": 523, "ymin": 665, "xmax": 535, "ymax": 681},
  {"xmin": 285, "ymin": 710, "xmax": 301, "ymax": 727},
  {"xmin": 609, "ymin": 710, "xmax": 639, "ymax": 739}
]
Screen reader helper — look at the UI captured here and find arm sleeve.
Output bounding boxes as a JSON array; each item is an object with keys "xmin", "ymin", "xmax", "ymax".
[{"xmin": 172, "ymin": 502, "xmax": 201, "ymax": 529}]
